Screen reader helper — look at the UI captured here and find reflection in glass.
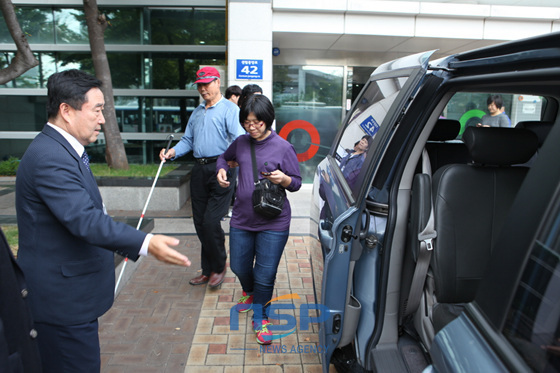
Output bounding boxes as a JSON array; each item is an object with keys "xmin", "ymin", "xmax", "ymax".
[
  {"xmin": 147, "ymin": 8, "xmax": 225, "ymax": 45},
  {"xmin": 0, "ymin": 53, "xmax": 56, "ymax": 88},
  {"xmin": 100, "ymin": 8, "xmax": 142, "ymax": 44},
  {"xmin": 114, "ymin": 96, "xmax": 198, "ymax": 134},
  {"xmin": 54, "ymin": 8, "xmax": 88, "ymax": 44},
  {"xmin": 150, "ymin": 54, "xmax": 224, "ymax": 89},
  {"xmin": 504, "ymin": 238, "xmax": 560, "ymax": 372},
  {"xmin": 0, "ymin": 8, "xmax": 55, "ymax": 44},
  {"xmin": 273, "ymin": 65, "xmax": 344, "ymax": 183},
  {"xmin": 0, "ymin": 95, "xmax": 47, "ymax": 131},
  {"xmin": 335, "ymin": 76, "xmax": 410, "ymax": 195}
]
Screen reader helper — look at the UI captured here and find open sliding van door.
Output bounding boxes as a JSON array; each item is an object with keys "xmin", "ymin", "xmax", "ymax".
[{"xmin": 310, "ymin": 51, "xmax": 436, "ymax": 372}]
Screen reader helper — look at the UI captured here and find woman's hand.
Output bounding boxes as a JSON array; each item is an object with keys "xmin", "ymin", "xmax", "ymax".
[
  {"xmin": 265, "ymin": 170, "xmax": 291, "ymax": 188},
  {"xmin": 217, "ymin": 168, "xmax": 230, "ymax": 188}
]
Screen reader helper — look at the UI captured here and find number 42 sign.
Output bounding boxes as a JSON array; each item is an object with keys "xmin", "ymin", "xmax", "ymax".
[{"xmin": 236, "ymin": 59, "xmax": 263, "ymax": 80}]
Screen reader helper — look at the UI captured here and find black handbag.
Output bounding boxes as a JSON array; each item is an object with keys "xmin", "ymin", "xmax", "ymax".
[{"xmin": 250, "ymin": 141, "xmax": 286, "ymax": 218}]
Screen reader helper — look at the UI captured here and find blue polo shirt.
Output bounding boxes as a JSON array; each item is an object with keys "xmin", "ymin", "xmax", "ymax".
[{"xmin": 173, "ymin": 96, "xmax": 244, "ymax": 159}]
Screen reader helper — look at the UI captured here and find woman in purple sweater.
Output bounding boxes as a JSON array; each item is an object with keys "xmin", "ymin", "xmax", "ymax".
[{"xmin": 216, "ymin": 94, "xmax": 301, "ymax": 345}]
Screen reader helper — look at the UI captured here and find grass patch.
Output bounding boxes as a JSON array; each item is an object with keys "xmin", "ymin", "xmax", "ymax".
[
  {"xmin": 1, "ymin": 225, "xmax": 18, "ymax": 258},
  {"xmin": 0, "ymin": 160, "xmax": 179, "ymax": 178},
  {"xmin": 89, "ymin": 163, "xmax": 178, "ymax": 178},
  {"xmin": 0, "ymin": 157, "xmax": 19, "ymax": 176}
]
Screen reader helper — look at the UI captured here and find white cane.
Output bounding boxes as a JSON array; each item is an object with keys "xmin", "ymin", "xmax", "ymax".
[{"xmin": 114, "ymin": 134, "xmax": 175, "ymax": 295}]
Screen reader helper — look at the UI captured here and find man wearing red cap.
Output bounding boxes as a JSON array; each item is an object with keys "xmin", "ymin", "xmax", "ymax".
[{"xmin": 160, "ymin": 67, "xmax": 245, "ymax": 288}]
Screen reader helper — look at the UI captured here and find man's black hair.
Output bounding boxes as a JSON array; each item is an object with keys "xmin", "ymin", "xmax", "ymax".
[
  {"xmin": 46, "ymin": 69, "xmax": 102, "ymax": 120},
  {"xmin": 238, "ymin": 84, "xmax": 263, "ymax": 108},
  {"xmin": 225, "ymin": 85, "xmax": 242, "ymax": 99}
]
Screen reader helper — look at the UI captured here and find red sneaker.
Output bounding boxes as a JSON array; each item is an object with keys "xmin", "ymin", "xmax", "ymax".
[
  {"xmin": 235, "ymin": 291, "xmax": 253, "ymax": 313},
  {"xmin": 252, "ymin": 319, "xmax": 273, "ymax": 345}
]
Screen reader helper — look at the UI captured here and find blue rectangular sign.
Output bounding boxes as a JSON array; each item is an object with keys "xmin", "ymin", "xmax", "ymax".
[
  {"xmin": 236, "ymin": 59, "xmax": 263, "ymax": 80},
  {"xmin": 360, "ymin": 115, "xmax": 380, "ymax": 137}
]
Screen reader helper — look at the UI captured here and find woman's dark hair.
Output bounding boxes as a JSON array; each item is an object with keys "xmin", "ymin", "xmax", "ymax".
[
  {"xmin": 239, "ymin": 94, "xmax": 275, "ymax": 131},
  {"xmin": 238, "ymin": 84, "xmax": 263, "ymax": 108},
  {"xmin": 487, "ymin": 94, "xmax": 503, "ymax": 109},
  {"xmin": 46, "ymin": 69, "xmax": 102, "ymax": 119}
]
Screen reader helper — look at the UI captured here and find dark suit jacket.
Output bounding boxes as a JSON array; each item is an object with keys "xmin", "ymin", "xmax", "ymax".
[
  {"xmin": 0, "ymin": 228, "xmax": 42, "ymax": 372},
  {"xmin": 16, "ymin": 124, "xmax": 146, "ymax": 326}
]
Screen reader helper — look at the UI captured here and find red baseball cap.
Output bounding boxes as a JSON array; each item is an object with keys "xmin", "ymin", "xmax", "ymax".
[{"xmin": 194, "ymin": 67, "xmax": 220, "ymax": 84}]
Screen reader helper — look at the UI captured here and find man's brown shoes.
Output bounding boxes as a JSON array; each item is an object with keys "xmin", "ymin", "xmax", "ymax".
[
  {"xmin": 189, "ymin": 274, "xmax": 209, "ymax": 286},
  {"xmin": 208, "ymin": 268, "xmax": 227, "ymax": 288}
]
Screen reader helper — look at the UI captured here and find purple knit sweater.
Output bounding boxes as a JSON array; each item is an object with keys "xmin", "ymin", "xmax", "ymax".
[{"xmin": 216, "ymin": 130, "xmax": 302, "ymax": 231}]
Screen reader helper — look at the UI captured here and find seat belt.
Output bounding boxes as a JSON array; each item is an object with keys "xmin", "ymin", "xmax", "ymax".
[{"xmin": 404, "ymin": 149, "xmax": 437, "ymax": 318}]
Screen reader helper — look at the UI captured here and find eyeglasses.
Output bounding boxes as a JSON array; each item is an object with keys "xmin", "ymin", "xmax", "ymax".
[{"xmin": 242, "ymin": 120, "xmax": 264, "ymax": 129}]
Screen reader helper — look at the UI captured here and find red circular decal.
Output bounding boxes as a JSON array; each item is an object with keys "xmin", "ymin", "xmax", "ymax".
[{"xmin": 278, "ymin": 120, "xmax": 320, "ymax": 162}]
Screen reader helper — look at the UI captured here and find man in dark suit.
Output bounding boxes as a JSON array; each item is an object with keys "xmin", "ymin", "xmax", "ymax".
[
  {"xmin": 15, "ymin": 69, "xmax": 191, "ymax": 372},
  {"xmin": 0, "ymin": 227, "xmax": 42, "ymax": 372}
]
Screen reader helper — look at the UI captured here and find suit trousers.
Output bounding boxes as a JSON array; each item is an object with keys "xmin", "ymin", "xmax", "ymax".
[
  {"xmin": 35, "ymin": 320, "xmax": 100, "ymax": 373},
  {"xmin": 190, "ymin": 162, "xmax": 236, "ymax": 275}
]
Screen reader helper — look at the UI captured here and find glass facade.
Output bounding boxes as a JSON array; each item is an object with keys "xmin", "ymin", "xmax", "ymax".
[
  {"xmin": 0, "ymin": 4, "xmax": 225, "ymax": 164},
  {"xmin": 273, "ymin": 65, "xmax": 344, "ymax": 183},
  {"xmin": 0, "ymin": 7, "xmax": 224, "ymax": 46}
]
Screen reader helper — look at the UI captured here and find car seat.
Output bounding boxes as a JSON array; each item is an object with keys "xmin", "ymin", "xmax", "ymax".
[
  {"xmin": 404, "ymin": 126, "xmax": 539, "ymax": 350},
  {"xmin": 425, "ymin": 119, "xmax": 471, "ymax": 171},
  {"xmin": 429, "ymin": 126, "xmax": 538, "ymax": 334}
]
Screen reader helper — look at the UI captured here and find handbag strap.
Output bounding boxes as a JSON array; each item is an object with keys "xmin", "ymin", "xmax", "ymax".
[{"xmin": 250, "ymin": 141, "xmax": 259, "ymax": 184}]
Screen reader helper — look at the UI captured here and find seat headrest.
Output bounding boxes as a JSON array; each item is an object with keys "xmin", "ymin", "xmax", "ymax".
[
  {"xmin": 462, "ymin": 126, "xmax": 539, "ymax": 166},
  {"xmin": 429, "ymin": 119, "xmax": 461, "ymax": 141},
  {"xmin": 515, "ymin": 121, "xmax": 553, "ymax": 147}
]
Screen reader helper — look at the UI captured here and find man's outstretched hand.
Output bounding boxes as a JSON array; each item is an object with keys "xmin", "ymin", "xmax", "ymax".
[{"xmin": 148, "ymin": 235, "xmax": 191, "ymax": 266}]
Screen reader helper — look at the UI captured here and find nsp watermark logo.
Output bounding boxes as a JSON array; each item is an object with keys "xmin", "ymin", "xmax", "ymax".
[{"xmin": 230, "ymin": 293, "xmax": 330, "ymax": 343}]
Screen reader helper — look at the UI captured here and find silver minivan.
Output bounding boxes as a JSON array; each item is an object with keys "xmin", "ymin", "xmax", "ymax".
[{"xmin": 310, "ymin": 32, "xmax": 560, "ymax": 373}]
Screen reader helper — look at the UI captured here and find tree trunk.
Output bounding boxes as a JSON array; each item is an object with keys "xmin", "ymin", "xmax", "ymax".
[
  {"xmin": 83, "ymin": 0, "xmax": 128, "ymax": 169},
  {"xmin": 0, "ymin": 0, "xmax": 39, "ymax": 84}
]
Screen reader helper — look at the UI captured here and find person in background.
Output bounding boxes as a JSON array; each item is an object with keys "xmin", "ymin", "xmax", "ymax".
[
  {"xmin": 225, "ymin": 85, "xmax": 242, "ymax": 106},
  {"xmin": 477, "ymin": 94, "xmax": 510, "ymax": 128},
  {"xmin": 160, "ymin": 67, "xmax": 245, "ymax": 288},
  {"xmin": 500, "ymin": 105, "xmax": 512, "ymax": 127},
  {"xmin": 216, "ymin": 94, "xmax": 301, "ymax": 345},
  {"xmin": 16, "ymin": 69, "xmax": 191, "ymax": 372},
  {"xmin": 238, "ymin": 84, "xmax": 263, "ymax": 108},
  {"xmin": 339, "ymin": 135, "xmax": 372, "ymax": 188},
  {"xmin": 0, "ymin": 227, "xmax": 42, "ymax": 373}
]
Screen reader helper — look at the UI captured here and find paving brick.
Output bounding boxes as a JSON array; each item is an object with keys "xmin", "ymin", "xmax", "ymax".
[
  {"xmin": 206, "ymin": 353, "xmax": 244, "ymax": 365},
  {"xmin": 193, "ymin": 334, "xmax": 228, "ymax": 344},
  {"xmin": 186, "ymin": 366, "xmax": 224, "ymax": 373},
  {"xmin": 208, "ymin": 343, "xmax": 228, "ymax": 354},
  {"xmin": 224, "ymin": 367, "xmax": 243, "ymax": 373},
  {"xmin": 185, "ymin": 344, "xmax": 207, "ymax": 365}
]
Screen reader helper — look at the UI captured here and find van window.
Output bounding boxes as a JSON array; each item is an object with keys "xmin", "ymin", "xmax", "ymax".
[
  {"xmin": 335, "ymin": 76, "xmax": 409, "ymax": 191},
  {"xmin": 502, "ymin": 201, "xmax": 560, "ymax": 372},
  {"xmin": 441, "ymin": 93, "xmax": 546, "ymax": 138}
]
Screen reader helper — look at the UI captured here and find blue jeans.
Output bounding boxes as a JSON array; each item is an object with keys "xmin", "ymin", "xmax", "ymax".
[{"xmin": 229, "ymin": 227, "xmax": 289, "ymax": 320}]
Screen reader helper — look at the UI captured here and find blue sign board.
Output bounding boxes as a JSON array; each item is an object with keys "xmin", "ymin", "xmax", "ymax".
[
  {"xmin": 236, "ymin": 59, "xmax": 263, "ymax": 80},
  {"xmin": 360, "ymin": 115, "xmax": 380, "ymax": 137}
]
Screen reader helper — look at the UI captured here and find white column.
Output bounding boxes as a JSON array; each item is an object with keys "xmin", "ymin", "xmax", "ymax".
[{"xmin": 227, "ymin": 0, "xmax": 273, "ymax": 98}]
